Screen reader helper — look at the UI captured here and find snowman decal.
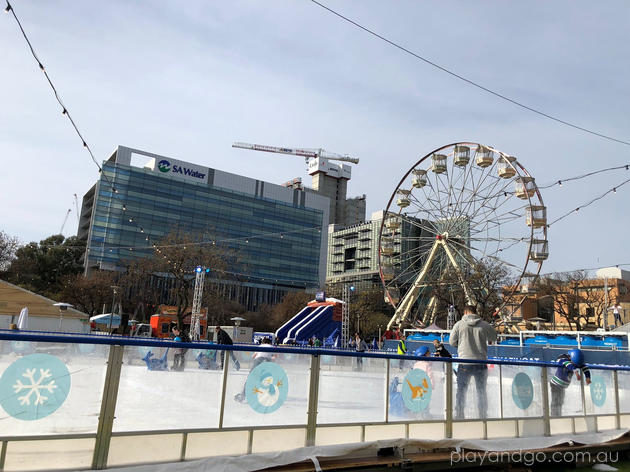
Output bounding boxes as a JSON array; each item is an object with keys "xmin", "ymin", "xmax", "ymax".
[{"xmin": 245, "ymin": 362, "xmax": 288, "ymax": 414}]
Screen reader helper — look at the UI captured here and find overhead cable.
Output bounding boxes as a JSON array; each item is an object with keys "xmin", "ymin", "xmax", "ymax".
[{"xmin": 308, "ymin": 0, "xmax": 630, "ymax": 147}]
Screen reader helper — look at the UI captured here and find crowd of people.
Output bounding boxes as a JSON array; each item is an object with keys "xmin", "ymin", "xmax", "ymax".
[{"xmin": 163, "ymin": 306, "xmax": 595, "ymax": 419}]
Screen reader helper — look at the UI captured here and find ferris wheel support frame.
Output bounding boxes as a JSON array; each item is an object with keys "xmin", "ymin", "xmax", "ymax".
[{"xmin": 386, "ymin": 236, "xmax": 476, "ymax": 330}]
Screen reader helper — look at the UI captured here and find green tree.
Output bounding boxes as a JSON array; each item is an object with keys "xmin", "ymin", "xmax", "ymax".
[
  {"xmin": 0, "ymin": 230, "xmax": 19, "ymax": 272},
  {"xmin": 6, "ymin": 234, "xmax": 85, "ymax": 297}
]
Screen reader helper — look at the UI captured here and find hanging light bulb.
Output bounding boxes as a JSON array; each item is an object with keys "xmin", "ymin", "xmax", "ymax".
[
  {"xmin": 129, "ymin": 217, "xmax": 133, "ymax": 222},
  {"xmin": 122, "ymin": 204, "xmax": 126, "ymax": 211},
  {"xmin": 613, "ymin": 188, "xmax": 617, "ymax": 193},
  {"xmin": 140, "ymin": 227, "xmax": 144, "ymax": 233},
  {"xmin": 5, "ymin": 4, "xmax": 12, "ymax": 13},
  {"xmin": 558, "ymin": 180, "xmax": 562, "ymax": 187},
  {"xmin": 62, "ymin": 108, "xmax": 67, "ymax": 115}
]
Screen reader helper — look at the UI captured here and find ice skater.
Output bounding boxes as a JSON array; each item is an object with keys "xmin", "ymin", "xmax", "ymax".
[
  {"xmin": 550, "ymin": 348, "xmax": 591, "ymax": 416},
  {"xmin": 235, "ymin": 337, "xmax": 275, "ymax": 403},
  {"xmin": 215, "ymin": 326, "xmax": 240, "ymax": 370},
  {"xmin": 354, "ymin": 332, "xmax": 368, "ymax": 371},
  {"xmin": 171, "ymin": 326, "xmax": 190, "ymax": 371}
]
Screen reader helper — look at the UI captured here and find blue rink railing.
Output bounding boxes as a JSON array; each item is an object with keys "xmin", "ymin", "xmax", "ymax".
[{"xmin": 1, "ymin": 332, "xmax": 630, "ymax": 471}]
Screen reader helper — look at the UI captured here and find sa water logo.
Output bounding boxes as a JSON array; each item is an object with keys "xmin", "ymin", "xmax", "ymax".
[
  {"xmin": 401, "ymin": 369, "xmax": 432, "ymax": 412},
  {"xmin": 0, "ymin": 354, "xmax": 71, "ymax": 421},
  {"xmin": 245, "ymin": 362, "xmax": 288, "ymax": 414},
  {"xmin": 511, "ymin": 372, "xmax": 534, "ymax": 410},
  {"xmin": 157, "ymin": 159, "xmax": 171, "ymax": 173}
]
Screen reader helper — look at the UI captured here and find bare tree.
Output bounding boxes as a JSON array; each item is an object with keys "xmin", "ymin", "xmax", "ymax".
[
  {"xmin": 60, "ymin": 271, "xmax": 117, "ymax": 317},
  {"xmin": 137, "ymin": 231, "xmax": 233, "ymax": 329},
  {"xmin": 536, "ymin": 271, "xmax": 589, "ymax": 331},
  {"xmin": 430, "ymin": 258, "xmax": 513, "ymax": 323}
]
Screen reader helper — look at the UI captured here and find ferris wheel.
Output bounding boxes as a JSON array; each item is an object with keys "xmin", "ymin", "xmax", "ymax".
[{"xmin": 378, "ymin": 142, "xmax": 548, "ymax": 329}]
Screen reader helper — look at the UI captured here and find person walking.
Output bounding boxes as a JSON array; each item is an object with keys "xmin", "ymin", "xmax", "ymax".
[
  {"xmin": 550, "ymin": 349, "xmax": 591, "ymax": 416},
  {"xmin": 450, "ymin": 304, "xmax": 497, "ymax": 419},
  {"xmin": 354, "ymin": 332, "xmax": 368, "ymax": 371},
  {"xmin": 215, "ymin": 326, "xmax": 240, "ymax": 370},
  {"xmin": 612, "ymin": 303, "xmax": 623, "ymax": 327}
]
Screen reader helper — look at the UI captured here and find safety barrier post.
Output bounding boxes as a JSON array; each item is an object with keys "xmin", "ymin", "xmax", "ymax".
[
  {"xmin": 385, "ymin": 359, "xmax": 391, "ymax": 422},
  {"xmin": 306, "ymin": 354, "xmax": 321, "ymax": 446},
  {"xmin": 218, "ymin": 352, "xmax": 230, "ymax": 428},
  {"xmin": 498, "ymin": 364, "xmax": 504, "ymax": 419},
  {"xmin": 614, "ymin": 370, "xmax": 621, "ymax": 430},
  {"xmin": 541, "ymin": 367, "xmax": 551, "ymax": 436},
  {"xmin": 92, "ymin": 344, "xmax": 124, "ymax": 469},
  {"xmin": 445, "ymin": 362, "xmax": 453, "ymax": 438}
]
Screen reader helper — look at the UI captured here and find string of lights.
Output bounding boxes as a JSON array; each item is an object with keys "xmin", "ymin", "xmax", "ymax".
[
  {"xmin": 546, "ymin": 176, "xmax": 630, "ymax": 228},
  {"xmin": 538, "ymin": 163, "xmax": 630, "ymax": 190},
  {"xmin": 308, "ymin": 0, "xmax": 630, "ymax": 147}
]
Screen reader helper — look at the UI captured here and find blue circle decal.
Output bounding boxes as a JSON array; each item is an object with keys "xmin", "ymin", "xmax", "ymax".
[
  {"xmin": 401, "ymin": 369, "xmax": 432, "ymax": 412},
  {"xmin": 590, "ymin": 376, "xmax": 606, "ymax": 408},
  {"xmin": 0, "ymin": 354, "xmax": 71, "ymax": 421},
  {"xmin": 244, "ymin": 362, "xmax": 288, "ymax": 414},
  {"xmin": 512, "ymin": 372, "xmax": 534, "ymax": 410}
]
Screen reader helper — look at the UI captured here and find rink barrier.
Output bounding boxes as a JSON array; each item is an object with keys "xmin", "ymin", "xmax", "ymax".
[{"xmin": 1, "ymin": 331, "xmax": 630, "ymax": 470}]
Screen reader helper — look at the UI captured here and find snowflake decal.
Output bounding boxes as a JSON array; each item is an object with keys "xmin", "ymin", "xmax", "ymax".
[
  {"xmin": 589, "ymin": 376, "xmax": 607, "ymax": 408},
  {"xmin": 0, "ymin": 354, "xmax": 71, "ymax": 421},
  {"xmin": 14, "ymin": 368, "xmax": 58, "ymax": 406}
]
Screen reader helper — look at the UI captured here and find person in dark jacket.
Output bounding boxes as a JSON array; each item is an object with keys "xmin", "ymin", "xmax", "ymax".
[
  {"xmin": 354, "ymin": 332, "xmax": 369, "ymax": 371},
  {"xmin": 171, "ymin": 326, "xmax": 191, "ymax": 371},
  {"xmin": 550, "ymin": 349, "xmax": 591, "ymax": 416},
  {"xmin": 215, "ymin": 326, "xmax": 240, "ymax": 370}
]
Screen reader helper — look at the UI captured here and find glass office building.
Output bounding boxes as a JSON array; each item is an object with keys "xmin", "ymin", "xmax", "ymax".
[{"xmin": 79, "ymin": 146, "xmax": 330, "ymax": 310}]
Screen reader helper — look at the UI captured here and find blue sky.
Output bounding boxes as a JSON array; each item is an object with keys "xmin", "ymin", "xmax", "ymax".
[{"xmin": 1, "ymin": 0, "xmax": 629, "ymax": 275}]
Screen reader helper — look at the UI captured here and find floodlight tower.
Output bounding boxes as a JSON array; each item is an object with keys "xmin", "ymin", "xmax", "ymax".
[
  {"xmin": 342, "ymin": 284, "xmax": 355, "ymax": 348},
  {"xmin": 191, "ymin": 266, "xmax": 208, "ymax": 341}
]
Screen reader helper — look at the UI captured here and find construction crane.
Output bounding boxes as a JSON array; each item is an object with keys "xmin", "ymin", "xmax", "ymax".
[
  {"xmin": 232, "ymin": 142, "xmax": 359, "ymax": 164},
  {"xmin": 60, "ymin": 209, "xmax": 71, "ymax": 234},
  {"xmin": 73, "ymin": 194, "xmax": 80, "ymax": 223}
]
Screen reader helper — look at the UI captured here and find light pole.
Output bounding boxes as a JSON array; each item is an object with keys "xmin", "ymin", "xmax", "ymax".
[
  {"xmin": 53, "ymin": 303, "xmax": 73, "ymax": 332},
  {"xmin": 109, "ymin": 285, "xmax": 120, "ymax": 333}
]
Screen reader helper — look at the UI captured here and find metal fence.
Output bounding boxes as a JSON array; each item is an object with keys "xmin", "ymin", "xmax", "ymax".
[{"xmin": 0, "ymin": 331, "xmax": 628, "ymax": 471}]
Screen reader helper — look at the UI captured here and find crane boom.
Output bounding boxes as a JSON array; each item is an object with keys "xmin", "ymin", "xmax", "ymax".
[
  {"xmin": 73, "ymin": 194, "xmax": 80, "ymax": 223},
  {"xmin": 232, "ymin": 142, "xmax": 359, "ymax": 164},
  {"xmin": 60, "ymin": 209, "xmax": 71, "ymax": 234}
]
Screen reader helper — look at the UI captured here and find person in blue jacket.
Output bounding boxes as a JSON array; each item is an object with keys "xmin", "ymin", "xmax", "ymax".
[{"xmin": 550, "ymin": 348, "xmax": 591, "ymax": 416}]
